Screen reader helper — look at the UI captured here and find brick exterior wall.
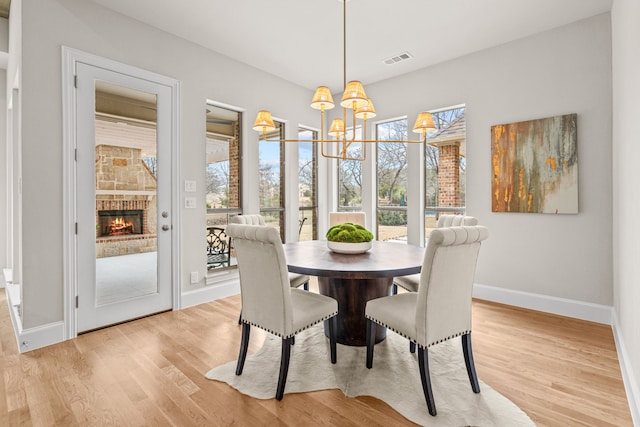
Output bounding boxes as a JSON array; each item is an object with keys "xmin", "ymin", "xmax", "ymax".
[
  {"xmin": 228, "ymin": 120, "xmax": 240, "ymax": 208},
  {"xmin": 438, "ymin": 143, "xmax": 460, "ymax": 208}
]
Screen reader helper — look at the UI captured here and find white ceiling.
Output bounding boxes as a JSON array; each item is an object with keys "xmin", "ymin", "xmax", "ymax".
[{"xmin": 89, "ymin": 0, "xmax": 612, "ymax": 91}]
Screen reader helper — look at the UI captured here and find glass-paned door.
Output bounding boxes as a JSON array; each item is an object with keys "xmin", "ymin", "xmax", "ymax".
[{"xmin": 76, "ymin": 64, "xmax": 173, "ymax": 332}]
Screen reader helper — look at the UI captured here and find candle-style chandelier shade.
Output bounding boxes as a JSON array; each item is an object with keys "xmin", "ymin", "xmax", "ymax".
[{"xmin": 252, "ymin": 1, "xmax": 436, "ymax": 161}]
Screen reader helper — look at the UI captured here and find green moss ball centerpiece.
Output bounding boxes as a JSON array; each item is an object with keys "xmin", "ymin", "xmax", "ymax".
[{"xmin": 325, "ymin": 222, "xmax": 374, "ymax": 254}]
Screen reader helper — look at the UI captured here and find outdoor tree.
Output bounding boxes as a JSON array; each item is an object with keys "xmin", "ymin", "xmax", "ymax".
[
  {"xmin": 338, "ymin": 147, "xmax": 363, "ymax": 208},
  {"xmin": 377, "ymin": 120, "xmax": 408, "ymax": 205}
]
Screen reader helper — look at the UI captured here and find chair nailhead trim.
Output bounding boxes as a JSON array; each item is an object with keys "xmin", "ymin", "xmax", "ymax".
[
  {"xmin": 365, "ymin": 314, "xmax": 470, "ymax": 348},
  {"xmin": 241, "ymin": 311, "xmax": 338, "ymax": 339}
]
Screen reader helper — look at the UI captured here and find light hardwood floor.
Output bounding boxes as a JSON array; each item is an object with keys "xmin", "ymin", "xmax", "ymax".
[{"xmin": 0, "ymin": 289, "xmax": 633, "ymax": 426}]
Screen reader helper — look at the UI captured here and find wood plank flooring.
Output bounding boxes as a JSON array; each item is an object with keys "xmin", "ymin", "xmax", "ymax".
[{"xmin": 0, "ymin": 289, "xmax": 633, "ymax": 426}]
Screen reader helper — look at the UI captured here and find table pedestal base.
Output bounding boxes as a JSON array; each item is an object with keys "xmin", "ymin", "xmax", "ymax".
[{"xmin": 318, "ymin": 276, "xmax": 393, "ymax": 346}]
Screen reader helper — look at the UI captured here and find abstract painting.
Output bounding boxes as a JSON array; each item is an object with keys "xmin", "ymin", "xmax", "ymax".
[{"xmin": 491, "ymin": 114, "xmax": 578, "ymax": 214}]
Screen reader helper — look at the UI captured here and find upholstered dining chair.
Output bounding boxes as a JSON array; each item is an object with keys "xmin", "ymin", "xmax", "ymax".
[
  {"xmin": 329, "ymin": 211, "xmax": 366, "ymax": 227},
  {"xmin": 365, "ymin": 225, "xmax": 489, "ymax": 416},
  {"xmin": 393, "ymin": 215, "xmax": 478, "ymax": 295},
  {"xmin": 229, "ymin": 215, "xmax": 310, "ymax": 291},
  {"xmin": 226, "ymin": 224, "xmax": 338, "ymax": 400}
]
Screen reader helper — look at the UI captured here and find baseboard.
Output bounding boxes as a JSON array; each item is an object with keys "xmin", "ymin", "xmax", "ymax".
[
  {"xmin": 473, "ymin": 283, "xmax": 613, "ymax": 324},
  {"xmin": 17, "ymin": 321, "xmax": 66, "ymax": 353},
  {"xmin": 5, "ymin": 287, "xmax": 66, "ymax": 353},
  {"xmin": 5, "ymin": 286, "xmax": 23, "ymax": 348},
  {"xmin": 612, "ymin": 310, "xmax": 640, "ymax": 426},
  {"xmin": 181, "ymin": 279, "xmax": 240, "ymax": 309},
  {"xmin": 1, "ymin": 268, "xmax": 11, "ymax": 289}
]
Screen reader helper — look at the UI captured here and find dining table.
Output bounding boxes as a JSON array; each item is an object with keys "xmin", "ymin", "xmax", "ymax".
[{"xmin": 283, "ymin": 240, "xmax": 425, "ymax": 346}]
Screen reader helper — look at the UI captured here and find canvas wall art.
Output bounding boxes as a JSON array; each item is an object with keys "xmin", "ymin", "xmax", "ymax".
[{"xmin": 491, "ymin": 113, "xmax": 578, "ymax": 214}]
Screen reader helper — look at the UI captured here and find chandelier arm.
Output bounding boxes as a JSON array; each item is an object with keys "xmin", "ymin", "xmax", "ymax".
[
  {"xmin": 263, "ymin": 138, "xmax": 425, "ymax": 144},
  {"xmin": 320, "ymin": 105, "xmax": 326, "ymax": 141},
  {"xmin": 349, "ymin": 104, "xmax": 358, "ymax": 143}
]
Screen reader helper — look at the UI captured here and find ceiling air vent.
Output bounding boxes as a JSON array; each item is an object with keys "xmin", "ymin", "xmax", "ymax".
[{"xmin": 383, "ymin": 52, "xmax": 413, "ymax": 65}]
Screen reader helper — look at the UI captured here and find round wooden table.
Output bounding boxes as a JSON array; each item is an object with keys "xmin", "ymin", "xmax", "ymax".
[{"xmin": 283, "ymin": 240, "xmax": 425, "ymax": 346}]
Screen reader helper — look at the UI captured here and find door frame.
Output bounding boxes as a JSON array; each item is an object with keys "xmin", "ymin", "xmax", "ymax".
[{"xmin": 62, "ymin": 47, "xmax": 181, "ymax": 339}]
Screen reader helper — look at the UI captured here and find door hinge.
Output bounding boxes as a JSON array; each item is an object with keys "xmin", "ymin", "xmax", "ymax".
[
  {"xmin": 74, "ymin": 75, "xmax": 78, "ymax": 88},
  {"xmin": 75, "ymin": 223, "xmax": 78, "ymax": 234},
  {"xmin": 75, "ymin": 148, "xmax": 77, "ymax": 161},
  {"xmin": 75, "ymin": 296, "xmax": 78, "ymax": 308}
]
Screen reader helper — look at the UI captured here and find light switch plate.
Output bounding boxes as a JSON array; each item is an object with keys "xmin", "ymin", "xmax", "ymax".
[{"xmin": 184, "ymin": 180, "xmax": 196, "ymax": 192}]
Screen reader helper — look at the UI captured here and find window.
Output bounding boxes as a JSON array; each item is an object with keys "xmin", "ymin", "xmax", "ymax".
[
  {"xmin": 298, "ymin": 128, "xmax": 317, "ymax": 241},
  {"xmin": 425, "ymin": 106, "xmax": 466, "ymax": 237},
  {"xmin": 337, "ymin": 126, "xmax": 363, "ymax": 211},
  {"xmin": 376, "ymin": 119, "xmax": 409, "ymax": 242},
  {"xmin": 205, "ymin": 104, "xmax": 241, "ymax": 271},
  {"xmin": 259, "ymin": 121, "xmax": 285, "ymax": 241}
]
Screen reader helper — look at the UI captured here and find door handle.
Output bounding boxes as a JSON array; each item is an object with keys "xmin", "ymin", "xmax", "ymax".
[{"xmin": 162, "ymin": 225, "xmax": 170, "ymax": 231}]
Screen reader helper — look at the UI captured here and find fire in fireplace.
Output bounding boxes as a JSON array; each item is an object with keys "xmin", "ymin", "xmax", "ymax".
[{"xmin": 98, "ymin": 210, "xmax": 144, "ymax": 237}]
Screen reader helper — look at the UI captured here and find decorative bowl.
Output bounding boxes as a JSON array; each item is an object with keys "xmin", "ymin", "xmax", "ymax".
[{"xmin": 327, "ymin": 240, "xmax": 372, "ymax": 254}]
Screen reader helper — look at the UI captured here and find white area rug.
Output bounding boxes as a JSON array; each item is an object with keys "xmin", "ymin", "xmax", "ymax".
[{"xmin": 206, "ymin": 325, "xmax": 535, "ymax": 426}]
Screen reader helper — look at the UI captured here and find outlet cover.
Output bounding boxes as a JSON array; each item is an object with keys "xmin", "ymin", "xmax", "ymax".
[
  {"xmin": 185, "ymin": 197, "xmax": 196, "ymax": 209},
  {"xmin": 190, "ymin": 271, "xmax": 199, "ymax": 284}
]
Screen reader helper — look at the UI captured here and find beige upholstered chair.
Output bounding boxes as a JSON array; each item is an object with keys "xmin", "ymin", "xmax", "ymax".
[
  {"xmin": 227, "ymin": 224, "xmax": 338, "ymax": 400},
  {"xmin": 229, "ymin": 215, "xmax": 310, "ymax": 291},
  {"xmin": 393, "ymin": 215, "xmax": 478, "ymax": 294},
  {"xmin": 329, "ymin": 211, "xmax": 366, "ymax": 227},
  {"xmin": 436, "ymin": 214, "xmax": 479, "ymax": 228},
  {"xmin": 365, "ymin": 225, "xmax": 488, "ymax": 416}
]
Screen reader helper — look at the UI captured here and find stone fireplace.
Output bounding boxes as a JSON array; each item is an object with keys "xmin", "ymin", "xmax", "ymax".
[{"xmin": 95, "ymin": 144, "xmax": 157, "ymax": 258}]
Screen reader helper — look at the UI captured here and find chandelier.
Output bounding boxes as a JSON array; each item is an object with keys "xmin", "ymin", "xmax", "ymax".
[{"xmin": 252, "ymin": 0, "xmax": 436, "ymax": 161}]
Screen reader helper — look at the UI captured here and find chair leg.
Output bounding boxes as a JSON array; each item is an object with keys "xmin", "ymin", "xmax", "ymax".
[
  {"xmin": 392, "ymin": 284, "xmax": 398, "ymax": 295},
  {"xmin": 276, "ymin": 337, "xmax": 293, "ymax": 400},
  {"xmin": 303, "ymin": 281, "xmax": 309, "ymax": 291},
  {"xmin": 238, "ymin": 311, "xmax": 242, "ymax": 325},
  {"xmin": 462, "ymin": 333, "xmax": 481, "ymax": 393},
  {"xmin": 418, "ymin": 347, "xmax": 437, "ymax": 416},
  {"xmin": 235, "ymin": 323, "xmax": 251, "ymax": 376},
  {"xmin": 366, "ymin": 319, "xmax": 376, "ymax": 368},
  {"xmin": 328, "ymin": 316, "xmax": 337, "ymax": 364},
  {"xmin": 410, "ymin": 341, "xmax": 416, "ymax": 353}
]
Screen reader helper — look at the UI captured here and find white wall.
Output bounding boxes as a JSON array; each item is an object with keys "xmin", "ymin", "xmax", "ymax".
[
  {"xmin": 367, "ymin": 13, "xmax": 612, "ymax": 306},
  {"xmin": 612, "ymin": 0, "xmax": 640, "ymax": 421},
  {"xmin": 0, "ymin": 68, "xmax": 5, "ymax": 271},
  {"xmin": 18, "ymin": 0, "xmax": 317, "ymax": 328}
]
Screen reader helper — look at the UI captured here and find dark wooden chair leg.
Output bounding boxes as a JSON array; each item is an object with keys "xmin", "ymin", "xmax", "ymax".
[
  {"xmin": 235, "ymin": 323, "xmax": 250, "ymax": 376},
  {"xmin": 303, "ymin": 282, "xmax": 309, "ymax": 291},
  {"xmin": 410, "ymin": 341, "xmax": 416, "ymax": 353},
  {"xmin": 328, "ymin": 316, "xmax": 337, "ymax": 363},
  {"xmin": 462, "ymin": 333, "xmax": 480, "ymax": 393},
  {"xmin": 291, "ymin": 336, "xmax": 295, "ymax": 345},
  {"xmin": 392, "ymin": 284, "xmax": 398, "ymax": 295},
  {"xmin": 276, "ymin": 337, "xmax": 293, "ymax": 400},
  {"xmin": 418, "ymin": 347, "xmax": 437, "ymax": 416},
  {"xmin": 238, "ymin": 312, "xmax": 242, "ymax": 325},
  {"xmin": 366, "ymin": 319, "xmax": 376, "ymax": 368}
]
